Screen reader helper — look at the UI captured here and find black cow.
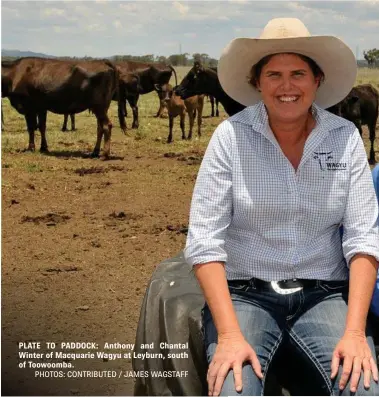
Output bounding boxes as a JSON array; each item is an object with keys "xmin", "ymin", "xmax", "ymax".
[
  {"xmin": 63, "ymin": 70, "xmax": 142, "ymax": 132},
  {"xmin": 327, "ymin": 84, "xmax": 378, "ymax": 164},
  {"xmin": 116, "ymin": 61, "xmax": 177, "ymax": 128},
  {"xmin": 2, "ymin": 57, "xmax": 124, "ymax": 159},
  {"xmin": 175, "ymin": 61, "xmax": 244, "ymax": 116}
]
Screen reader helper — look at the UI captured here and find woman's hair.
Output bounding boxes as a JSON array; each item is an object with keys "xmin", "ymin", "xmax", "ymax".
[{"xmin": 248, "ymin": 53, "xmax": 325, "ymax": 90}]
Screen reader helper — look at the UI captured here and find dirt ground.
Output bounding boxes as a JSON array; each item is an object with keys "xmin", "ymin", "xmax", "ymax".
[
  {"xmin": 1, "ymin": 79, "xmax": 378, "ymax": 396},
  {"xmin": 1, "ymin": 93, "xmax": 223, "ymax": 396}
]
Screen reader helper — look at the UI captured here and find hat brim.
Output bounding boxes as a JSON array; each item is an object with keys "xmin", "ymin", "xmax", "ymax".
[{"xmin": 218, "ymin": 36, "xmax": 357, "ymax": 109}]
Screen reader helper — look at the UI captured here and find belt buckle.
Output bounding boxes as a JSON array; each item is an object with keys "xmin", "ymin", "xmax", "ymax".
[{"xmin": 271, "ymin": 280, "xmax": 303, "ymax": 295}]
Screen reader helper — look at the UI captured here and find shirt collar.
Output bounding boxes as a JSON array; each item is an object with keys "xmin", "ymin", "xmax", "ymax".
[{"xmin": 228, "ymin": 100, "xmax": 352, "ymax": 138}]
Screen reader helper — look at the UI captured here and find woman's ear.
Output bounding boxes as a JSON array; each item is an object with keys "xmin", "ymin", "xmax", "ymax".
[{"xmin": 256, "ymin": 83, "xmax": 261, "ymax": 93}]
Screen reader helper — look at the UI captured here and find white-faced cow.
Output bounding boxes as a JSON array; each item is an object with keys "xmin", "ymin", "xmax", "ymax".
[{"xmin": 2, "ymin": 57, "xmax": 125, "ymax": 159}]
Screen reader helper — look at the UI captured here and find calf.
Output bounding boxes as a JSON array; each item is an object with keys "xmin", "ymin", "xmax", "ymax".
[
  {"xmin": 154, "ymin": 84, "xmax": 204, "ymax": 143},
  {"xmin": 327, "ymin": 84, "xmax": 378, "ymax": 164}
]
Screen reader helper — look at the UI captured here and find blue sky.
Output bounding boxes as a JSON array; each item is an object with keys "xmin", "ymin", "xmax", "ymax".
[{"xmin": 2, "ymin": 1, "xmax": 379, "ymax": 59}]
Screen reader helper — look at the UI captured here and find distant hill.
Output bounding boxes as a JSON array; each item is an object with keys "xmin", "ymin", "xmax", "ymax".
[{"xmin": 1, "ymin": 49, "xmax": 55, "ymax": 59}]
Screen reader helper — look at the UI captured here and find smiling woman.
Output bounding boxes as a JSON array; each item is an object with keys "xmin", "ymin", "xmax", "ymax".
[{"xmin": 184, "ymin": 17, "xmax": 379, "ymax": 396}]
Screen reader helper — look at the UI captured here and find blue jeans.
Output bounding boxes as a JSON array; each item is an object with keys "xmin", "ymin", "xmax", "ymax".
[{"xmin": 202, "ymin": 280, "xmax": 379, "ymax": 396}]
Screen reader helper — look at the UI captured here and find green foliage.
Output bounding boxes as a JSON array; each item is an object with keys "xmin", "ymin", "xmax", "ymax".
[{"xmin": 363, "ymin": 48, "xmax": 379, "ymax": 67}]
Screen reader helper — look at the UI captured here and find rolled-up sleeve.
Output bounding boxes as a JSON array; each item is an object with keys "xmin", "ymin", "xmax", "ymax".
[
  {"xmin": 184, "ymin": 121, "xmax": 234, "ymax": 267},
  {"xmin": 342, "ymin": 129, "xmax": 379, "ymax": 265}
]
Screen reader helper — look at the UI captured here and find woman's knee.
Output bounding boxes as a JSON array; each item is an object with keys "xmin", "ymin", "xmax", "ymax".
[
  {"xmin": 219, "ymin": 364, "xmax": 263, "ymax": 396},
  {"xmin": 334, "ymin": 379, "xmax": 379, "ymax": 396}
]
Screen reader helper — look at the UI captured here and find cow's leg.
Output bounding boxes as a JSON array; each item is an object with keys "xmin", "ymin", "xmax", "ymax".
[
  {"xmin": 187, "ymin": 110, "xmax": 194, "ymax": 140},
  {"xmin": 93, "ymin": 113, "xmax": 112, "ymax": 160},
  {"xmin": 216, "ymin": 99, "xmax": 220, "ymax": 117},
  {"xmin": 70, "ymin": 114, "xmax": 76, "ymax": 131},
  {"xmin": 368, "ymin": 121, "xmax": 376, "ymax": 164},
  {"xmin": 155, "ymin": 93, "xmax": 165, "ymax": 117},
  {"xmin": 118, "ymin": 97, "xmax": 127, "ymax": 131},
  {"xmin": 180, "ymin": 113, "xmax": 185, "ymax": 140},
  {"xmin": 92, "ymin": 118, "xmax": 103, "ymax": 158},
  {"xmin": 197, "ymin": 101, "xmax": 204, "ymax": 139},
  {"xmin": 210, "ymin": 96, "xmax": 215, "ymax": 117},
  {"xmin": 167, "ymin": 115, "xmax": 174, "ymax": 143},
  {"xmin": 38, "ymin": 110, "xmax": 49, "ymax": 153},
  {"xmin": 1, "ymin": 102, "xmax": 4, "ymax": 130},
  {"xmin": 356, "ymin": 121, "xmax": 362, "ymax": 136},
  {"xmin": 127, "ymin": 95, "xmax": 139, "ymax": 129},
  {"xmin": 25, "ymin": 113, "xmax": 38, "ymax": 151},
  {"xmin": 124, "ymin": 100, "xmax": 128, "ymax": 118},
  {"xmin": 61, "ymin": 114, "xmax": 68, "ymax": 132}
]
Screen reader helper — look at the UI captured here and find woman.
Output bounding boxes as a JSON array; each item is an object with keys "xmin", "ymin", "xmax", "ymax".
[{"xmin": 184, "ymin": 18, "xmax": 379, "ymax": 396}]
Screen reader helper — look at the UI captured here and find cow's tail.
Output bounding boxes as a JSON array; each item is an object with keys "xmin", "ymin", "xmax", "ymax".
[
  {"xmin": 169, "ymin": 65, "xmax": 178, "ymax": 88},
  {"xmin": 106, "ymin": 60, "xmax": 126, "ymax": 134}
]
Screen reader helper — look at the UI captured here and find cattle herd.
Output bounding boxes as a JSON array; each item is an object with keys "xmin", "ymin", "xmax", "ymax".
[{"xmin": 1, "ymin": 57, "xmax": 378, "ymax": 163}]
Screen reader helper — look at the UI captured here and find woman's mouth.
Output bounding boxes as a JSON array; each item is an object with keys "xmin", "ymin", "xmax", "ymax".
[{"xmin": 278, "ymin": 95, "xmax": 299, "ymax": 103}]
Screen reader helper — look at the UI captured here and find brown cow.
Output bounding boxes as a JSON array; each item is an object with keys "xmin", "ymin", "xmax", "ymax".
[
  {"xmin": 154, "ymin": 83, "xmax": 204, "ymax": 143},
  {"xmin": 2, "ymin": 57, "xmax": 124, "ymax": 159}
]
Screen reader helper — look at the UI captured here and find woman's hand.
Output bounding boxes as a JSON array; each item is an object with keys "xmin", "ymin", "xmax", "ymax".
[
  {"xmin": 331, "ymin": 330, "xmax": 379, "ymax": 393},
  {"xmin": 207, "ymin": 331, "xmax": 263, "ymax": 396}
]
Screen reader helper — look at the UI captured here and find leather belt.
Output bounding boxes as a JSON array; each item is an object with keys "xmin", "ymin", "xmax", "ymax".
[{"xmin": 228, "ymin": 278, "xmax": 347, "ymax": 295}]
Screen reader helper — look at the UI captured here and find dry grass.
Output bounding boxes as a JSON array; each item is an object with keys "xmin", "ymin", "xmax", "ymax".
[{"xmin": 1, "ymin": 67, "xmax": 378, "ymax": 166}]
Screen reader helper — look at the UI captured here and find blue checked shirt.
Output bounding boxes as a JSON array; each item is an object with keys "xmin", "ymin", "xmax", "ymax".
[{"xmin": 184, "ymin": 101, "xmax": 379, "ymax": 281}]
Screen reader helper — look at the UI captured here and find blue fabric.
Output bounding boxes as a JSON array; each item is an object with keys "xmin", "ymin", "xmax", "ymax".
[
  {"xmin": 371, "ymin": 164, "xmax": 379, "ymax": 317},
  {"xmin": 203, "ymin": 282, "xmax": 379, "ymax": 395}
]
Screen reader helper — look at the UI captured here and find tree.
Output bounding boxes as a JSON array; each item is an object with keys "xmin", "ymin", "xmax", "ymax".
[
  {"xmin": 156, "ymin": 55, "xmax": 168, "ymax": 64},
  {"xmin": 363, "ymin": 48, "xmax": 379, "ymax": 67}
]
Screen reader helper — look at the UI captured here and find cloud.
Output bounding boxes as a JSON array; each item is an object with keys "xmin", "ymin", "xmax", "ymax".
[
  {"xmin": 162, "ymin": 41, "xmax": 178, "ymax": 48},
  {"xmin": 42, "ymin": 8, "xmax": 65, "ymax": 17},
  {"xmin": 85, "ymin": 23, "xmax": 106, "ymax": 32},
  {"xmin": 1, "ymin": 1, "xmax": 378, "ymax": 60},
  {"xmin": 172, "ymin": 1, "xmax": 189, "ymax": 15},
  {"xmin": 333, "ymin": 14, "xmax": 348, "ymax": 23},
  {"xmin": 366, "ymin": 19, "xmax": 379, "ymax": 27},
  {"xmin": 2, "ymin": 6, "xmax": 20, "ymax": 18},
  {"xmin": 113, "ymin": 20, "xmax": 122, "ymax": 30}
]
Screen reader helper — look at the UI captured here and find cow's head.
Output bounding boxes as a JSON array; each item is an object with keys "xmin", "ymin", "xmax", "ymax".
[
  {"xmin": 340, "ymin": 94, "xmax": 360, "ymax": 122},
  {"xmin": 327, "ymin": 90, "xmax": 360, "ymax": 123},
  {"xmin": 175, "ymin": 61, "xmax": 209, "ymax": 100},
  {"xmin": 154, "ymin": 83, "xmax": 174, "ymax": 103}
]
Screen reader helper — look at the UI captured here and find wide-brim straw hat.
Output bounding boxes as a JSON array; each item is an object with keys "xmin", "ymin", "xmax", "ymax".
[{"xmin": 218, "ymin": 18, "xmax": 357, "ymax": 109}]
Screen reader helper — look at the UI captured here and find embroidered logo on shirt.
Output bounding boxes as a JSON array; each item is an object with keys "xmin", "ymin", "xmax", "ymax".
[{"xmin": 313, "ymin": 151, "xmax": 347, "ymax": 171}]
